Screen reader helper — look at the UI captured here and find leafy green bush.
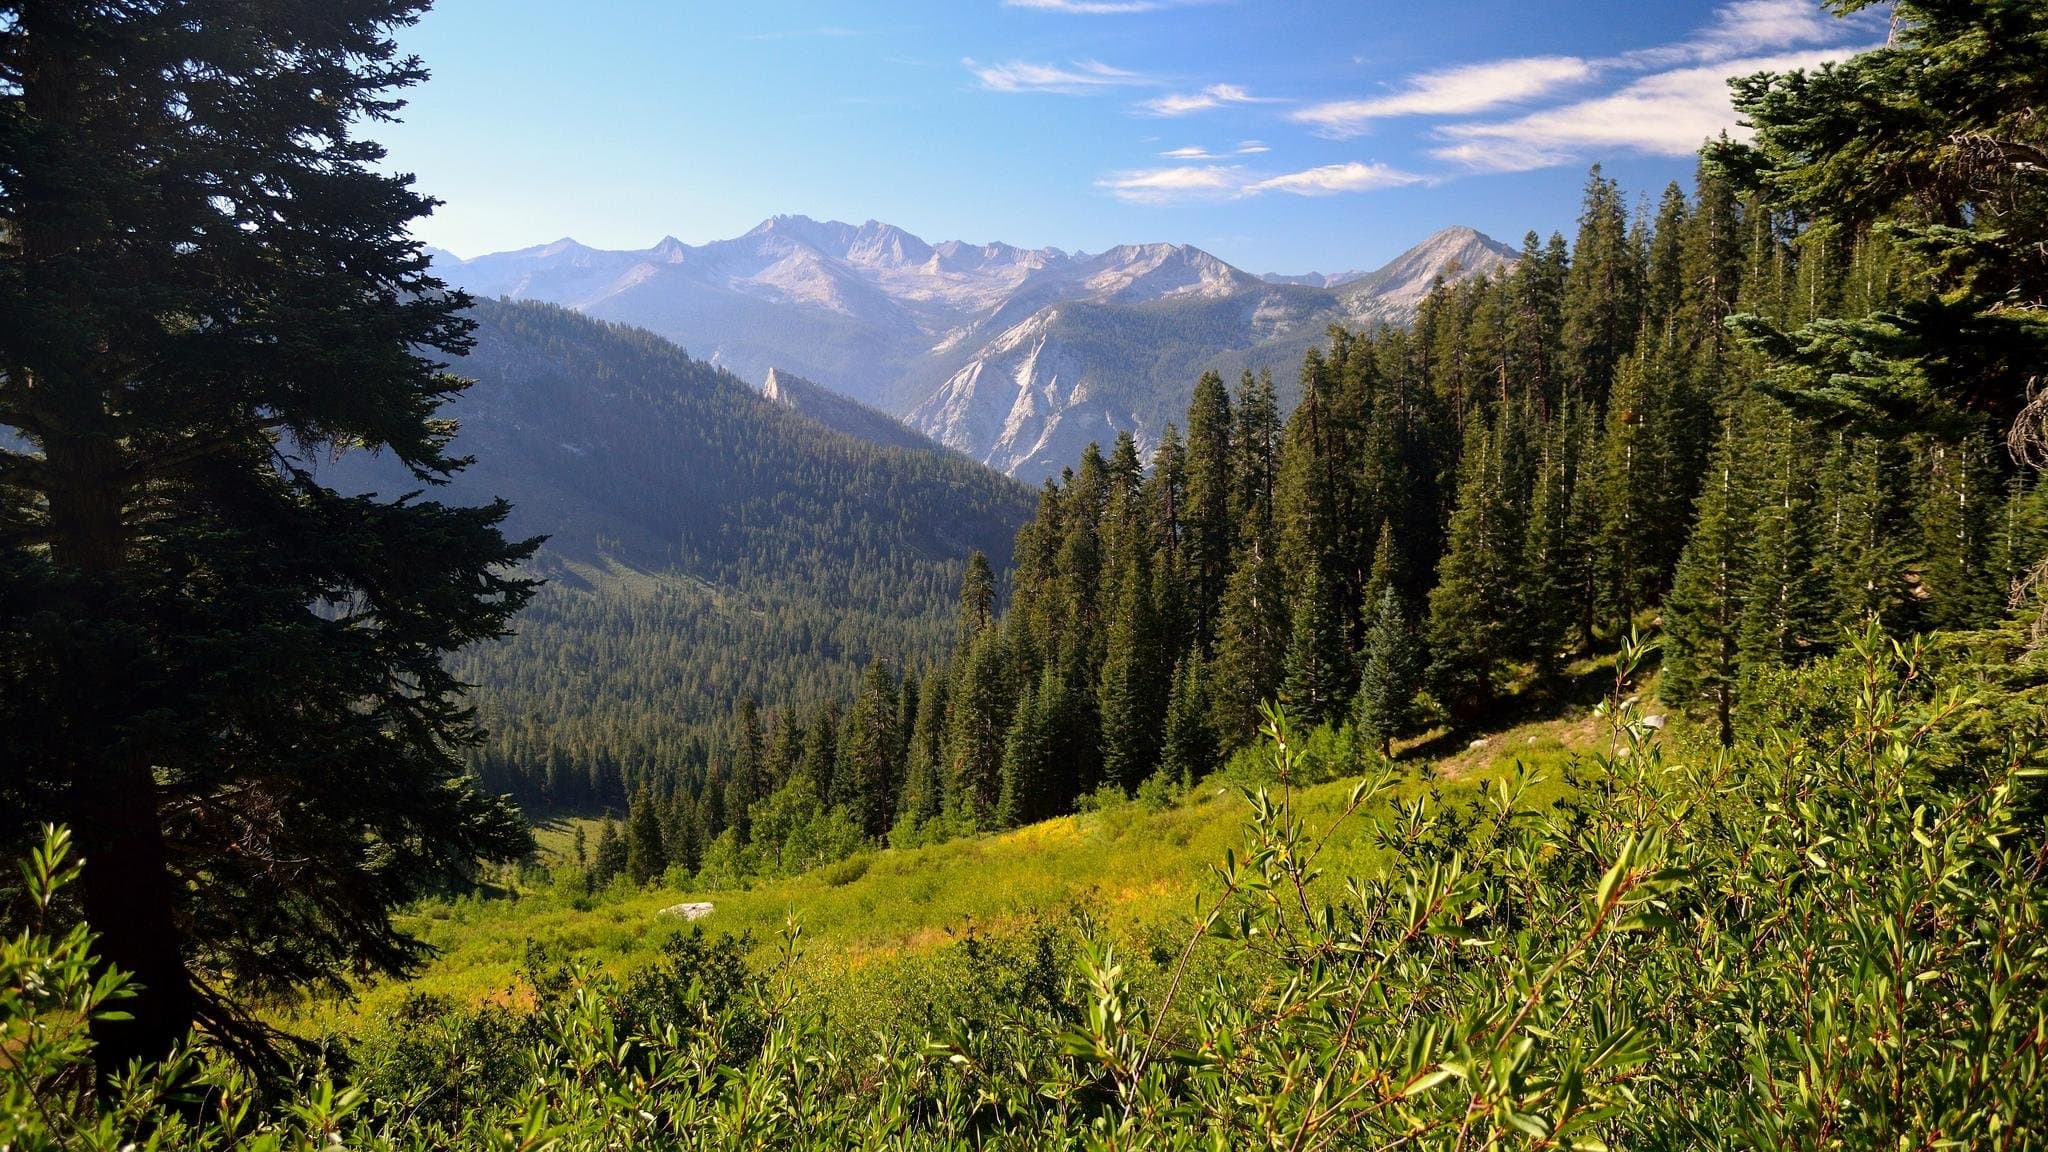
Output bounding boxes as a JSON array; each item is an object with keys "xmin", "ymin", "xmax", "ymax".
[{"xmin": 7, "ymin": 628, "xmax": 2046, "ymax": 1147}]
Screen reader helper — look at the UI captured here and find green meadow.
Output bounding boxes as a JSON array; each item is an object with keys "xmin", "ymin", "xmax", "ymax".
[{"xmin": 292, "ymin": 708, "xmax": 1602, "ymax": 1041}]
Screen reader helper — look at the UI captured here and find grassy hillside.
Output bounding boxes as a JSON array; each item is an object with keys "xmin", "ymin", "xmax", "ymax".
[{"xmin": 294, "ymin": 704, "xmax": 1608, "ymax": 1040}]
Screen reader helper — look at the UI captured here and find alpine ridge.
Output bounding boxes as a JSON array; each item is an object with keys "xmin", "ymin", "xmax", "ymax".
[{"xmin": 431, "ymin": 218, "xmax": 1516, "ymax": 480}]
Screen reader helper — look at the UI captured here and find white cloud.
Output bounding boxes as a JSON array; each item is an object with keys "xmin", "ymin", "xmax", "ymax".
[
  {"xmin": 1628, "ymin": 0, "xmax": 1870, "ymax": 66},
  {"xmin": 1292, "ymin": 56, "xmax": 1592, "ymax": 136},
  {"xmin": 1099, "ymin": 165, "xmax": 1252, "ymax": 204},
  {"xmin": 1098, "ymin": 160, "xmax": 1425, "ymax": 204},
  {"xmin": 1139, "ymin": 83, "xmax": 1282, "ymax": 117},
  {"xmin": 1235, "ymin": 140, "xmax": 1269, "ymax": 154},
  {"xmin": 1249, "ymin": 161, "xmax": 1425, "ymax": 196},
  {"xmin": 1160, "ymin": 146, "xmax": 1218, "ymax": 159},
  {"xmin": 1427, "ymin": 140, "xmax": 1570, "ymax": 175},
  {"xmin": 967, "ymin": 58, "xmax": 1154, "ymax": 94},
  {"xmin": 1434, "ymin": 46, "xmax": 1872, "ymax": 170}
]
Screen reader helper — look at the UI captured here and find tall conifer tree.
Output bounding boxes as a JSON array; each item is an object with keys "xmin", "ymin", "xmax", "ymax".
[{"xmin": 0, "ymin": 0, "xmax": 538, "ymax": 1070}]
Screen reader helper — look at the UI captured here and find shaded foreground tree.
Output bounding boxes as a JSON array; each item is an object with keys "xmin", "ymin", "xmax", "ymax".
[{"xmin": 0, "ymin": 0, "xmax": 536, "ymax": 1075}]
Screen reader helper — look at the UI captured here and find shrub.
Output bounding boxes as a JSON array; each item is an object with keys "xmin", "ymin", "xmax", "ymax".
[{"xmin": 6, "ymin": 628, "xmax": 2046, "ymax": 1147}]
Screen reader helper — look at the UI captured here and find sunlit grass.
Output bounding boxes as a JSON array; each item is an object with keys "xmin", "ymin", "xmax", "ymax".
[{"xmin": 291, "ymin": 706, "xmax": 1609, "ymax": 1039}]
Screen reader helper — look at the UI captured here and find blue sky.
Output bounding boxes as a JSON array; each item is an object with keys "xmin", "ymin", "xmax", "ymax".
[{"xmin": 382, "ymin": 0, "xmax": 1884, "ymax": 275}]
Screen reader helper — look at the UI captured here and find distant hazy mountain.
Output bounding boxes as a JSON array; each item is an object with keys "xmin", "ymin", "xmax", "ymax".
[
  {"xmin": 431, "ymin": 218, "xmax": 1516, "ymax": 481},
  {"xmin": 762, "ymin": 367, "xmax": 939, "ymax": 454}
]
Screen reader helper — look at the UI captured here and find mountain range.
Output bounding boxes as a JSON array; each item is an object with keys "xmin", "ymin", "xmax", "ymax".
[{"xmin": 428, "ymin": 218, "xmax": 1517, "ymax": 480}]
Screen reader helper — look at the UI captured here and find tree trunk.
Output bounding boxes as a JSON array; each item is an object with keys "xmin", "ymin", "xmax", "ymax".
[
  {"xmin": 44, "ymin": 434, "xmax": 196, "ymax": 1078},
  {"xmin": 70, "ymin": 751, "xmax": 195, "ymax": 1078}
]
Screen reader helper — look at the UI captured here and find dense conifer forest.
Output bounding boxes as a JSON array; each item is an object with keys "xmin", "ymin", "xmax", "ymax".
[{"xmin": 588, "ymin": 158, "xmax": 2047, "ymax": 885}]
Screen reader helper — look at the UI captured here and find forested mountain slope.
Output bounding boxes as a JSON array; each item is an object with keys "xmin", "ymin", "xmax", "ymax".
[
  {"xmin": 325, "ymin": 299, "xmax": 1036, "ymax": 809},
  {"xmin": 761, "ymin": 367, "xmax": 941, "ymax": 454}
]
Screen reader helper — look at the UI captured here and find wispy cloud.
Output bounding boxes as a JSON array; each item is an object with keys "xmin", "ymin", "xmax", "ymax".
[
  {"xmin": 1139, "ymin": 83, "xmax": 1283, "ymax": 117},
  {"xmin": 1433, "ymin": 45, "xmax": 1873, "ymax": 172},
  {"xmin": 967, "ymin": 58, "xmax": 1155, "ymax": 94},
  {"xmin": 1235, "ymin": 140, "xmax": 1269, "ymax": 154},
  {"xmin": 1099, "ymin": 160, "xmax": 1424, "ymax": 204},
  {"xmin": 1161, "ymin": 146, "xmax": 1219, "ymax": 160},
  {"xmin": 1249, "ymin": 161, "xmax": 1424, "ymax": 196},
  {"xmin": 1627, "ymin": 0, "xmax": 1873, "ymax": 66},
  {"xmin": 1099, "ymin": 165, "xmax": 1252, "ymax": 204},
  {"xmin": 1292, "ymin": 56, "xmax": 1592, "ymax": 136},
  {"xmin": 1283, "ymin": 2, "xmax": 1879, "ymax": 176}
]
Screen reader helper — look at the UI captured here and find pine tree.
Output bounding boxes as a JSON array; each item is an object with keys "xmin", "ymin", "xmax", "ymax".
[
  {"xmin": 1352, "ymin": 586, "xmax": 1424, "ymax": 758},
  {"xmin": 1210, "ymin": 536, "xmax": 1287, "ymax": 746},
  {"xmin": 1160, "ymin": 650, "xmax": 1216, "ymax": 787},
  {"xmin": 1147, "ymin": 423, "xmax": 1192, "ymax": 652},
  {"xmin": 1098, "ymin": 530, "xmax": 1164, "ymax": 790},
  {"xmin": 626, "ymin": 787, "xmax": 668, "ymax": 887},
  {"xmin": 998, "ymin": 674, "xmax": 1055, "ymax": 826},
  {"xmin": 958, "ymin": 551, "xmax": 996, "ymax": 642},
  {"xmin": 0, "ymin": 0, "xmax": 539, "ymax": 1071},
  {"xmin": 841, "ymin": 661, "xmax": 901, "ymax": 840},
  {"xmin": 1665, "ymin": 412, "xmax": 1757, "ymax": 746},
  {"xmin": 1426, "ymin": 419, "xmax": 1527, "ymax": 714},
  {"xmin": 726, "ymin": 698, "xmax": 763, "ymax": 838},
  {"xmin": 1182, "ymin": 372, "xmax": 1235, "ymax": 649},
  {"xmin": 945, "ymin": 627, "xmax": 1012, "ymax": 826},
  {"xmin": 592, "ymin": 816, "xmax": 630, "ymax": 888},
  {"xmin": 1738, "ymin": 419, "xmax": 1831, "ymax": 675},
  {"xmin": 1521, "ymin": 410, "xmax": 1583, "ymax": 675},
  {"xmin": 1282, "ymin": 555, "xmax": 1350, "ymax": 727},
  {"xmin": 797, "ymin": 703, "xmax": 840, "ymax": 808},
  {"xmin": 1716, "ymin": 1, "xmax": 2048, "ymax": 442},
  {"xmin": 1598, "ymin": 353, "xmax": 1673, "ymax": 627},
  {"xmin": 897, "ymin": 667, "xmax": 949, "ymax": 831},
  {"xmin": 1560, "ymin": 165, "xmax": 1643, "ymax": 410}
]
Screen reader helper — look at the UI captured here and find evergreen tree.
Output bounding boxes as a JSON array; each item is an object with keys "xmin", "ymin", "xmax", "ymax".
[
  {"xmin": 1352, "ymin": 586, "xmax": 1424, "ymax": 758},
  {"xmin": 1210, "ymin": 537, "xmax": 1287, "ymax": 746},
  {"xmin": 958, "ymin": 551, "xmax": 996, "ymax": 642},
  {"xmin": 1560, "ymin": 166, "xmax": 1643, "ymax": 409},
  {"xmin": 1665, "ymin": 413, "xmax": 1758, "ymax": 746},
  {"xmin": 897, "ymin": 667, "xmax": 949, "ymax": 831},
  {"xmin": 592, "ymin": 816, "xmax": 629, "ymax": 888},
  {"xmin": 1716, "ymin": 0, "xmax": 2048, "ymax": 443},
  {"xmin": 0, "ymin": 0, "xmax": 539, "ymax": 1071},
  {"xmin": 1598, "ymin": 353, "xmax": 1673, "ymax": 626},
  {"xmin": 1916, "ymin": 436, "xmax": 2004, "ymax": 631},
  {"xmin": 997, "ymin": 674, "xmax": 1055, "ymax": 826},
  {"xmin": 1160, "ymin": 650, "xmax": 1216, "ymax": 787},
  {"xmin": 1282, "ymin": 555, "xmax": 1350, "ymax": 727},
  {"xmin": 1182, "ymin": 372, "xmax": 1235, "ymax": 649},
  {"xmin": 626, "ymin": 787, "xmax": 668, "ymax": 887},
  {"xmin": 945, "ymin": 627, "xmax": 1012, "ymax": 826},
  {"xmin": 1426, "ymin": 419, "xmax": 1527, "ymax": 714},
  {"xmin": 1738, "ymin": 420, "xmax": 1831, "ymax": 675},
  {"xmin": 840, "ymin": 661, "xmax": 901, "ymax": 840},
  {"xmin": 1098, "ymin": 530, "xmax": 1164, "ymax": 790},
  {"xmin": 796, "ymin": 704, "xmax": 840, "ymax": 808}
]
